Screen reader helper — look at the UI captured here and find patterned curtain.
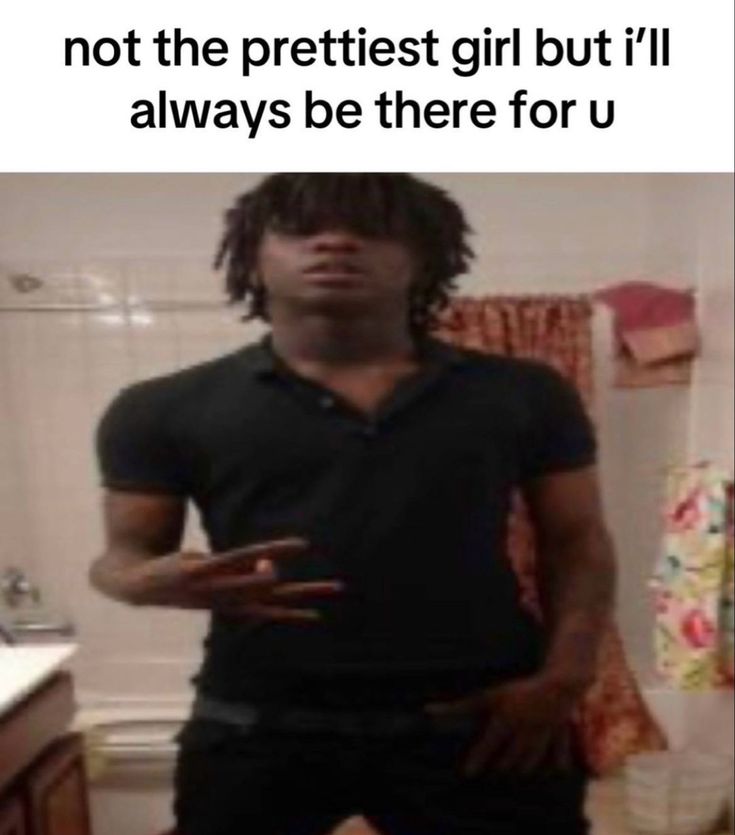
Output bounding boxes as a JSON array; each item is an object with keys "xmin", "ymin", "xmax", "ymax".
[{"xmin": 434, "ymin": 295, "xmax": 667, "ymax": 776}]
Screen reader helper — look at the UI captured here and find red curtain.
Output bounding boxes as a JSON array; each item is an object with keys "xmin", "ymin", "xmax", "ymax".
[{"xmin": 435, "ymin": 295, "xmax": 667, "ymax": 776}]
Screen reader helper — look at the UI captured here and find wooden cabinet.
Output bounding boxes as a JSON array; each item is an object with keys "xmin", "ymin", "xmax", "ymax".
[
  {"xmin": 25, "ymin": 736, "xmax": 91, "ymax": 835},
  {"xmin": 0, "ymin": 674, "xmax": 91, "ymax": 835}
]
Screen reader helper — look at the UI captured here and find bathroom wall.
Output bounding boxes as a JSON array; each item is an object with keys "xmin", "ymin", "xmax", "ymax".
[
  {"xmin": 689, "ymin": 174, "xmax": 735, "ymax": 468},
  {"xmin": 0, "ymin": 174, "xmax": 724, "ymax": 711}
]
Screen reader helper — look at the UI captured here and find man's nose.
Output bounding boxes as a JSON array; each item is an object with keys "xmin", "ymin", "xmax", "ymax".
[{"xmin": 309, "ymin": 228, "xmax": 364, "ymax": 253}]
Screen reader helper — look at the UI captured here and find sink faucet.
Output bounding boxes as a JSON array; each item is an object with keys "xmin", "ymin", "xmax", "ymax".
[
  {"xmin": 1, "ymin": 567, "xmax": 41, "ymax": 609},
  {"xmin": 0, "ymin": 568, "xmax": 30, "ymax": 644},
  {"xmin": 0, "ymin": 568, "xmax": 74, "ymax": 644}
]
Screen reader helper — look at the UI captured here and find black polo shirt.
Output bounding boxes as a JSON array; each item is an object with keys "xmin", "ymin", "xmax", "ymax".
[{"xmin": 96, "ymin": 336, "xmax": 597, "ymax": 708}]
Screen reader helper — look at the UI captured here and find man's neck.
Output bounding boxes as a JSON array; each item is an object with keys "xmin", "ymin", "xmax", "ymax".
[{"xmin": 269, "ymin": 311, "xmax": 417, "ymax": 369}]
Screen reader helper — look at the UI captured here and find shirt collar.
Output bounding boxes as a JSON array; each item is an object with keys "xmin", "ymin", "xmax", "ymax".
[
  {"xmin": 237, "ymin": 335, "xmax": 280, "ymax": 379},
  {"xmin": 417, "ymin": 335, "xmax": 466, "ymax": 369},
  {"xmin": 238, "ymin": 333, "xmax": 465, "ymax": 380}
]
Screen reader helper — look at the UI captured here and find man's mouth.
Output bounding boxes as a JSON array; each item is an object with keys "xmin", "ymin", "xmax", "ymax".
[{"xmin": 303, "ymin": 260, "xmax": 367, "ymax": 284}]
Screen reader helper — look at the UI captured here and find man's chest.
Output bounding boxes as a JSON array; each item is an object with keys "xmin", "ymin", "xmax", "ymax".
[{"xmin": 179, "ymin": 383, "xmax": 525, "ymax": 505}]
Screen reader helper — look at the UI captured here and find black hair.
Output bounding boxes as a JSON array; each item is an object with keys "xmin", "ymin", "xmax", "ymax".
[{"xmin": 214, "ymin": 173, "xmax": 474, "ymax": 336}]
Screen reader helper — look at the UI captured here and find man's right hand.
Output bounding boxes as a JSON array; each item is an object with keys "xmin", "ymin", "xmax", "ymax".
[{"xmin": 123, "ymin": 538, "xmax": 344, "ymax": 623}]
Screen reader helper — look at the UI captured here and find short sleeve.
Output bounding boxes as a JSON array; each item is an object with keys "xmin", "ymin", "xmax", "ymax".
[
  {"xmin": 95, "ymin": 382, "xmax": 189, "ymax": 495},
  {"xmin": 520, "ymin": 364, "xmax": 598, "ymax": 481}
]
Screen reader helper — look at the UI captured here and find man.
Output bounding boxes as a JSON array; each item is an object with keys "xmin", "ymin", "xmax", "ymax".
[{"xmin": 90, "ymin": 173, "xmax": 616, "ymax": 835}]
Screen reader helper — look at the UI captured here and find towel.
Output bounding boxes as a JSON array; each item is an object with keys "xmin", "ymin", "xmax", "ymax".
[
  {"xmin": 596, "ymin": 282, "xmax": 699, "ymax": 388},
  {"xmin": 653, "ymin": 463, "xmax": 735, "ymax": 690}
]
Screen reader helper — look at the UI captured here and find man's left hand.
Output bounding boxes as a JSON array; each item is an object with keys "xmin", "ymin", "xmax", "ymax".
[{"xmin": 426, "ymin": 673, "xmax": 586, "ymax": 777}]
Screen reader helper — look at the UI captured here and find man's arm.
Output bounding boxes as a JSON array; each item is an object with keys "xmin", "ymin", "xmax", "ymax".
[
  {"xmin": 428, "ymin": 465, "xmax": 616, "ymax": 776},
  {"xmin": 523, "ymin": 465, "xmax": 617, "ymax": 695},
  {"xmin": 89, "ymin": 490, "xmax": 187, "ymax": 605},
  {"xmin": 89, "ymin": 490, "xmax": 340, "ymax": 619}
]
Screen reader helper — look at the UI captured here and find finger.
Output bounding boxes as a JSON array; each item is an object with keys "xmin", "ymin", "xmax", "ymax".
[
  {"xmin": 271, "ymin": 581, "xmax": 345, "ymax": 600},
  {"xmin": 187, "ymin": 578, "xmax": 343, "ymax": 609},
  {"xmin": 187, "ymin": 574, "xmax": 277, "ymax": 594},
  {"xmin": 464, "ymin": 719, "xmax": 510, "ymax": 777},
  {"xmin": 255, "ymin": 558, "xmax": 276, "ymax": 577},
  {"xmin": 229, "ymin": 603, "xmax": 322, "ymax": 623},
  {"xmin": 426, "ymin": 683, "xmax": 508, "ymax": 718},
  {"xmin": 186, "ymin": 538, "xmax": 309, "ymax": 576},
  {"xmin": 496, "ymin": 730, "xmax": 555, "ymax": 775},
  {"xmin": 173, "ymin": 586, "xmax": 255, "ymax": 610},
  {"xmin": 553, "ymin": 728, "xmax": 574, "ymax": 772}
]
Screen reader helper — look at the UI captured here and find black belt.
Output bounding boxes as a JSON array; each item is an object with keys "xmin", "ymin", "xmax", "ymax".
[{"xmin": 192, "ymin": 695, "xmax": 477, "ymax": 736}]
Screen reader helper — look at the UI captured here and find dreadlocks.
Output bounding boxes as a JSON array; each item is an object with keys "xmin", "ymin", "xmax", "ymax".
[{"xmin": 214, "ymin": 173, "xmax": 474, "ymax": 336}]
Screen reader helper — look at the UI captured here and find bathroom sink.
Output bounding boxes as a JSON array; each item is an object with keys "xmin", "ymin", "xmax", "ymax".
[{"xmin": 0, "ymin": 643, "xmax": 77, "ymax": 716}]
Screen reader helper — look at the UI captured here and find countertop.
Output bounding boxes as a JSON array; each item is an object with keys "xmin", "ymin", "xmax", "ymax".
[{"xmin": 0, "ymin": 643, "xmax": 77, "ymax": 717}]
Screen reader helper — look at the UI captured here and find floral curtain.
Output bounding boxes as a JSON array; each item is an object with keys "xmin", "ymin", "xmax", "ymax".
[{"xmin": 435, "ymin": 295, "xmax": 667, "ymax": 776}]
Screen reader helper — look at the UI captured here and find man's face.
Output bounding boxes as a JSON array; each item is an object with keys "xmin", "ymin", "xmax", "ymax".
[{"xmin": 254, "ymin": 226, "xmax": 417, "ymax": 317}]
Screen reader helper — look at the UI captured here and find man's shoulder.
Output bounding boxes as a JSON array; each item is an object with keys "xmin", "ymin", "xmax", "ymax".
[
  {"xmin": 108, "ymin": 347, "xmax": 250, "ymax": 414},
  {"xmin": 451, "ymin": 343, "xmax": 563, "ymax": 390}
]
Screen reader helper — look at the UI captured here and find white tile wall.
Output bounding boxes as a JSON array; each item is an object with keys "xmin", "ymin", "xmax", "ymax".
[{"xmin": 0, "ymin": 256, "xmax": 264, "ymax": 702}]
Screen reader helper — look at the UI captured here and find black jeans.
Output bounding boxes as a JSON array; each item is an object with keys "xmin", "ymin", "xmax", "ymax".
[{"xmin": 173, "ymin": 715, "xmax": 590, "ymax": 835}]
